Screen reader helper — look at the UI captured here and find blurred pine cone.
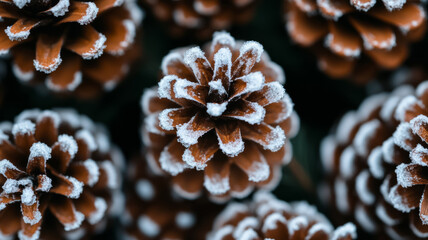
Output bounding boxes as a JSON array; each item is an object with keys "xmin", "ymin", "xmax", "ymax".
[
  {"xmin": 284, "ymin": 0, "xmax": 426, "ymax": 83},
  {"xmin": 0, "ymin": 109, "xmax": 123, "ymax": 239},
  {"xmin": 141, "ymin": 31, "xmax": 299, "ymax": 202},
  {"xmin": 207, "ymin": 191, "xmax": 357, "ymax": 240},
  {"xmin": 142, "ymin": 0, "xmax": 259, "ymax": 39},
  {"xmin": 321, "ymin": 81, "xmax": 428, "ymax": 238},
  {"xmin": 122, "ymin": 154, "xmax": 221, "ymax": 240},
  {"xmin": 0, "ymin": 0, "xmax": 143, "ymax": 98}
]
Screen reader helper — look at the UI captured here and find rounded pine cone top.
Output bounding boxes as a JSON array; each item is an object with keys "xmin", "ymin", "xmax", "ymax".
[
  {"xmin": 141, "ymin": 31, "xmax": 299, "ymax": 202},
  {"xmin": 208, "ymin": 191, "xmax": 357, "ymax": 240},
  {"xmin": 0, "ymin": 109, "xmax": 122, "ymax": 240},
  {"xmin": 321, "ymin": 81, "xmax": 428, "ymax": 239},
  {"xmin": 0, "ymin": 0, "xmax": 143, "ymax": 96},
  {"xmin": 123, "ymin": 154, "xmax": 220, "ymax": 240},
  {"xmin": 143, "ymin": 0, "xmax": 259, "ymax": 39},
  {"xmin": 284, "ymin": 0, "xmax": 426, "ymax": 82}
]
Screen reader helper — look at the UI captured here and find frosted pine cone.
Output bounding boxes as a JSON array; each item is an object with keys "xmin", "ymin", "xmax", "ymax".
[
  {"xmin": 0, "ymin": 0, "xmax": 143, "ymax": 97},
  {"xmin": 284, "ymin": 0, "xmax": 426, "ymax": 83},
  {"xmin": 207, "ymin": 191, "xmax": 357, "ymax": 240},
  {"xmin": 321, "ymin": 81, "xmax": 428, "ymax": 238},
  {"xmin": 0, "ymin": 109, "xmax": 123, "ymax": 239},
  {"xmin": 141, "ymin": 32, "xmax": 299, "ymax": 202},
  {"xmin": 122, "ymin": 154, "xmax": 220, "ymax": 240},
  {"xmin": 143, "ymin": 0, "xmax": 258, "ymax": 39}
]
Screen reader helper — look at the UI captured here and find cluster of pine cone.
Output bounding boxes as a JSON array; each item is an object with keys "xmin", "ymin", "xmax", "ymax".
[{"xmin": 0, "ymin": 0, "xmax": 428, "ymax": 239}]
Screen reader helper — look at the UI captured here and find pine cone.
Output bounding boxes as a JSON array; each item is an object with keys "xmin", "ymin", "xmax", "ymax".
[
  {"xmin": 0, "ymin": 109, "xmax": 123, "ymax": 239},
  {"xmin": 141, "ymin": 31, "xmax": 299, "ymax": 202},
  {"xmin": 207, "ymin": 191, "xmax": 357, "ymax": 240},
  {"xmin": 284, "ymin": 0, "xmax": 426, "ymax": 83},
  {"xmin": 0, "ymin": 0, "xmax": 143, "ymax": 97},
  {"xmin": 321, "ymin": 81, "xmax": 428, "ymax": 238},
  {"xmin": 122, "ymin": 154, "xmax": 220, "ymax": 240},
  {"xmin": 142, "ymin": 0, "xmax": 259, "ymax": 39}
]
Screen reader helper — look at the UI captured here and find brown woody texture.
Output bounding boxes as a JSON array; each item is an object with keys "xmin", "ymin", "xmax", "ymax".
[
  {"xmin": 284, "ymin": 0, "xmax": 426, "ymax": 83},
  {"xmin": 321, "ymin": 80, "xmax": 428, "ymax": 238},
  {"xmin": 141, "ymin": 31, "xmax": 300, "ymax": 202},
  {"xmin": 0, "ymin": 109, "xmax": 123, "ymax": 239}
]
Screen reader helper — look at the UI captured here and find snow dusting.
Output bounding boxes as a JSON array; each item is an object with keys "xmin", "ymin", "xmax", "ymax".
[
  {"xmin": 332, "ymin": 223, "xmax": 357, "ymax": 240},
  {"xmin": 22, "ymin": 204, "xmax": 41, "ymax": 225},
  {"xmin": 410, "ymin": 144, "xmax": 428, "ymax": 166},
  {"xmin": 388, "ymin": 184, "xmax": 416, "ymax": 212},
  {"xmin": 0, "ymin": 159, "xmax": 20, "ymax": 177},
  {"xmin": 12, "ymin": 63, "xmax": 34, "ymax": 82},
  {"xmin": 36, "ymin": 175, "xmax": 52, "ymax": 192},
  {"xmin": 354, "ymin": 204, "xmax": 377, "ymax": 233},
  {"xmin": 368, "ymin": 147, "xmax": 384, "ymax": 179},
  {"xmin": 12, "ymin": 0, "xmax": 30, "ymax": 9},
  {"xmin": 395, "ymin": 163, "xmax": 418, "ymax": 188},
  {"xmin": 393, "ymin": 122, "xmax": 414, "ymax": 151},
  {"xmin": 355, "ymin": 170, "xmax": 375, "ymax": 205},
  {"xmin": 183, "ymin": 47, "xmax": 211, "ymax": 78},
  {"xmin": 230, "ymin": 101, "xmax": 265, "ymax": 125},
  {"xmin": 261, "ymin": 212, "xmax": 286, "ymax": 233},
  {"xmin": 161, "ymin": 52, "xmax": 182, "ymax": 75},
  {"xmin": 12, "ymin": 120, "xmax": 35, "ymax": 136},
  {"xmin": 234, "ymin": 72, "xmax": 265, "ymax": 99},
  {"xmin": 353, "ymin": 119, "xmax": 381, "ymax": 157},
  {"xmin": 83, "ymin": 159, "xmax": 100, "ymax": 187},
  {"xmin": 213, "ymin": 48, "xmax": 232, "ymax": 83},
  {"xmin": 176, "ymin": 118, "xmax": 208, "ymax": 147},
  {"xmin": 21, "ymin": 186, "xmax": 36, "ymax": 205},
  {"xmin": 18, "ymin": 229, "xmax": 40, "ymax": 240},
  {"xmin": 395, "ymin": 95, "xmax": 418, "ymax": 122},
  {"xmin": 339, "ymin": 146, "xmax": 356, "ymax": 179},
  {"xmin": 288, "ymin": 216, "xmax": 308, "ymax": 236},
  {"xmin": 204, "ymin": 172, "xmax": 230, "ymax": 195},
  {"xmin": 48, "ymin": 0, "xmax": 70, "ymax": 17},
  {"xmin": 211, "ymin": 31, "xmax": 236, "ymax": 52},
  {"xmin": 78, "ymin": 2, "xmax": 98, "ymax": 25},
  {"xmin": 216, "ymin": 131, "xmax": 244, "ymax": 157},
  {"xmin": 158, "ymin": 108, "xmax": 179, "ymax": 131},
  {"xmin": 5, "ymin": 25, "xmax": 33, "ymax": 41},
  {"xmin": 239, "ymin": 41, "xmax": 263, "ymax": 62},
  {"xmin": 82, "ymin": 33, "xmax": 106, "ymax": 59},
  {"xmin": 232, "ymin": 217, "xmax": 259, "ymax": 239},
  {"xmin": 182, "ymin": 148, "xmax": 210, "ymax": 170},
  {"xmin": 208, "ymin": 79, "xmax": 227, "ymax": 97},
  {"xmin": 173, "ymin": 79, "xmax": 200, "ymax": 102},
  {"xmin": 29, "ymin": 142, "xmax": 52, "ymax": 161},
  {"xmin": 246, "ymin": 159, "xmax": 270, "ymax": 182},
  {"xmin": 159, "ymin": 145, "xmax": 189, "ymax": 175},
  {"xmin": 63, "ymin": 210, "xmax": 84, "ymax": 231},
  {"xmin": 88, "ymin": 197, "xmax": 107, "ymax": 225},
  {"xmin": 76, "ymin": 129, "xmax": 97, "ymax": 152},
  {"xmin": 66, "ymin": 176, "xmax": 84, "ymax": 199},
  {"xmin": 33, "ymin": 56, "xmax": 62, "ymax": 74},
  {"xmin": 57, "ymin": 134, "xmax": 78, "ymax": 158},
  {"xmin": 158, "ymin": 75, "xmax": 179, "ymax": 100},
  {"xmin": 101, "ymin": 161, "xmax": 118, "ymax": 189},
  {"xmin": 207, "ymin": 102, "xmax": 228, "ymax": 117}
]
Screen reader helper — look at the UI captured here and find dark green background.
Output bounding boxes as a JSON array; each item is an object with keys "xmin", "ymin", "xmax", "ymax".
[{"xmin": 3, "ymin": 0, "xmax": 423, "ymax": 238}]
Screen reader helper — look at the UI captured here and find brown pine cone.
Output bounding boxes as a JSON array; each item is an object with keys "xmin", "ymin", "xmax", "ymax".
[
  {"xmin": 0, "ymin": 109, "xmax": 123, "ymax": 239},
  {"xmin": 143, "ymin": 0, "xmax": 259, "ymax": 39},
  {"xmin": 207, "ymin": 191, "xmax": 357, "ymax": 240},
  {"xmin": 141, "ymin": 31, "xmax": 299, "ymax": 202},
  {"xmin": 321, "ymin": 81, "xmax": 428, "ymax": 238},
  {"xmin": 122, "ymin": 154, "xmax": 221, "ymax": 240},
  {"xmin": 284, "ymin": 0, "xmax": 426, "ymax": 83},
  {"xmin": 0, "ymin": 0, "xmax": 143, "ymax": 98}
]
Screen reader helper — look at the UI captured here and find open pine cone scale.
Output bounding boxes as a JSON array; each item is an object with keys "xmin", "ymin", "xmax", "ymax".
[
  {"xmin": 0, "ymin": 109, "xmax": 120, "ymax": 239},
  {"xmin": 142, "ymin": 32, "xmax": 299, "ymax": 202},
  {"xmin": 285, "ymin": 0, "xmax": 426, "ymax": 81}
]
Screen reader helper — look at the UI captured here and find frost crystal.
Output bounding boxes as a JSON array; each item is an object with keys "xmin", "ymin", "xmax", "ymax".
[
  {"xmin": 158, "ymin": 108, "xmax": 179, "ymax": 131},
  {"xmin": 393, "ymin": 122, "xmax": 414, "ymax": 151},
  {"xmin": 288, "ymin": 216, "xmax": 308, "ymax": 235},
  {"xmin": 78, "ymin": 2, "xmax": 98, "ymax": 25},
  {"xmin": 76, "ymin": 129, "xmax": 97, "ymax": 152},
  {"xmin": 64, "ymin": 211, "xmax": 84, "ymax": 231},
  {"xmin": 261, "ymin": 213, "xmax": 286, "ymax": 233},
  {"xmin": 239, "ymin": 41, "xmax": 263, "ymax": 62},
  {"xmin": 67, "ymin": 177, "xmax": 84, "ymax": 199},
  {"xmin": 49, "ymin": 0, "xmax": 70, "ymax": 17},
  {"xmin": 158, "ymin": 75, "xmax": 179, "ymax": 100},
  {"xmin": 82, "ymin": 33, "xmax": 106, "ymax": 60},
  {"xmin": 83, "ymin": 159, "xmax": 100, "ymax": 187},
  {"xmin": 231, "ymin": 101, "xmax": 265, "ymax": 125},
  {"xmin": 182, "ymin": 148, "xmax": 210, "ymax": 170},
  {"xmin": 216, "ymin": 131, "xmax": 244, "ymax": 157},
  {"xmin": 21, "ymin": 186, "xmax": 36, "ymax": 205},
  {"xmin": 234, "ymin": 72, "xmax": 265, "ymax": 99},
  {"xmin": 211, "ymin": 32, "xmax": 236, "ymax": 52},
  {"xmin": 58, "ymin": 134, "xmax": 78, "ymax": 158},
  {"xmin": 395, "ymin": 163, "xmax": 417, "ymax": 188},
  {"xmin": 246, "ymin": 160, "xmax": 270, "ymax": 182},
  {"xmin": 29, "ymin": 142, "xmax": 52, "ymax": 161},
  {"xmin": 12, "ymin": 0, "xmax": 30, "ymax": 9},
  {"xmin": 207, "ymin": 102, "xmax": 228, "ymax": 117},
  {"xmin": 0, "ymin": 159, "xmax": 19, "ymax": 177},
  {"xmin": 5, "ymin": 25, "xmax": 32, "ymax": 41},
  {"xmin": 176, "ymin": 120, "xmax": 207, "ymax": 147},
  {"xmin": 204, "ymin": 173, "xmax": 230, "ymax": 195},
  {"xmin": 12, "ymin": 120, "xmax": 35, "ymax": 136},
  {"xmin": 161, "ymin": 52, "xmax": 182, "ymax": 75},
  {"xmin": 394, "ymin": 95, "xmax": 418, "ymax": 122},
  {"xmin": 159, "ymin": 146, "xmax": 189, "ymax": 175},
  {"xmin": 212, "ymin": 48, "xmax": 232, "ymax": 82},
  {"xmin": 332, "ymin": 223, "xmax": 357, "ymax": 240}
]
